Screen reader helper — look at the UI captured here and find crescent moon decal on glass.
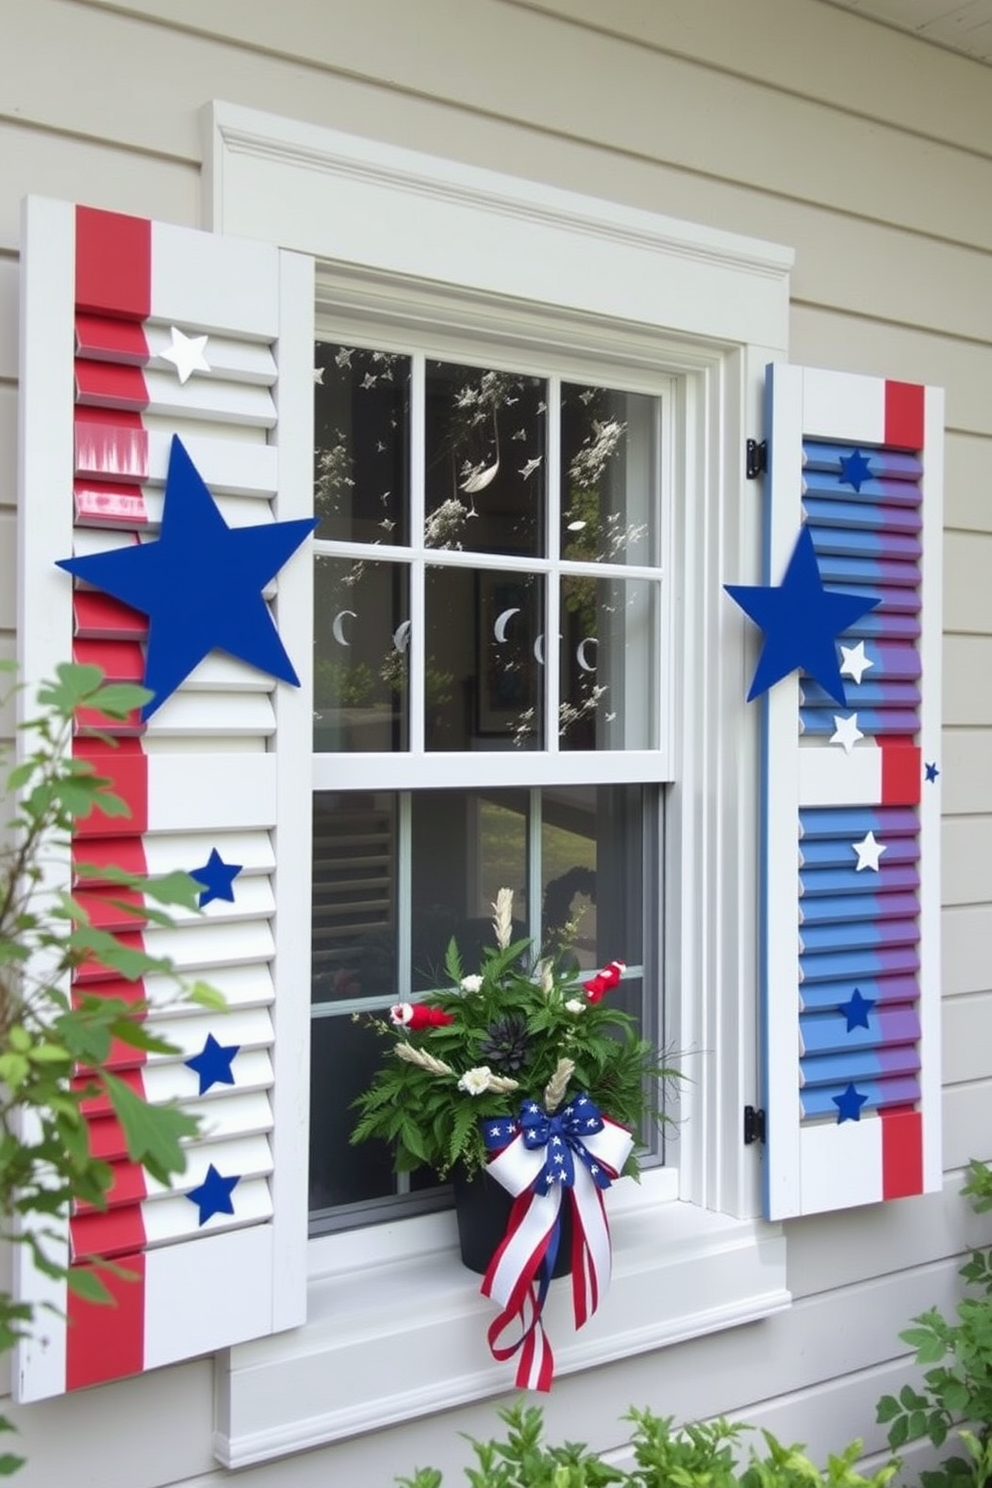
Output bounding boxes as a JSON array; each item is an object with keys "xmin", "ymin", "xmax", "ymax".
[
  {"xmin": 392, "ymin": 619, "xmax": 412, "ymax": 653},
  {"xmin": 576, "ymin": 637, "xmax": 598, "ymax": 673},
  {"xmin": 331, "ymin": 609, "xmax": 357, "ymax": 646},
  {"xmin": 533, "ymin": 633, "xmax": 545, "ymax": 665},
  {"xmin": 493, "ymin": 607, "xmax": 520, "ymax": 644}
]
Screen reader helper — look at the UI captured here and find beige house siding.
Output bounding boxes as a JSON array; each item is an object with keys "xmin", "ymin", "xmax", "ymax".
[{"xmin": 1, "ymin": 0, "xmax": 991, "ymax": 1482}]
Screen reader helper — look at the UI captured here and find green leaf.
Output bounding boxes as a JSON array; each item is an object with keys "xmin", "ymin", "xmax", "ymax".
[
  {"xmin": 65, "ymin": 1268, "xmax": 113, "ymax": 1305},
  {"xmin": 187, "ymin": 980, "xmax": 227, "ymax": 1011},
  {"xmin": 87, "ymin": 683, "xmax": 153, "ymax": 718},
  {"xmin": 103, "ymin": 1074, "xmax": 198, "ymax": 1185}
]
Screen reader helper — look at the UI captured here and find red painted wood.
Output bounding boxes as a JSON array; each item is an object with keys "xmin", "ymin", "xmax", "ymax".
[
  {"xmin": 881, "ymin": 1108, "xmax": 923, "ymax": 1198},
  {"xmin": 72, "ymin": 739, "xmax": 148, "ymax": 836},
  {"xmin": 74, "ymin": 412, "xmax": 149, "ymax": 482},
  {"xmin": 884, "ymin": 381, "xmax": 925, "ymax": 452},
  {"xmin": 72, "ymin": 638, "xmax": 145, "ymax": 683},
  {"xmin": 75, "ymin": 360, "xmax": 149, "ymax": 413},
  {"xmin": 72, "ymin": 928, "xmax": 145, "ymax": 985},
  {"xmin": 73, "ymin": 1161, "xmax": 148, "ymax": 1214},
  {"xmin": 881, "ymin": 739, "xmax": 922, "ymax": 806},
  {"xmin": 74, "ymin": 479, "xmax": 148, "ymax": 527},
  {"xmin": 75, "ymin": 206, "xmax": 151, "ymax": 321},
  {"xmin": 70, "ymin": 1205, "xmax": 146, "ymax": 1261},
  {"xmin": 75, "ymin": 312, "xmax": 149, "ymax": 364},
  {"xmin": 66, "ymin": 1252, "xmax": 146, "ymax": 1390},
  {"xmin": 74, "ymin": 1066, "xmax": 144, "ymax": 1116},
  {"xmin": 74, "ymin": 591, "xmax": 147, "ymax": 641},
  {"xmin": 71, "ymin": 974, "xmax": 146, "ymax": 1009},
  {"xmin": 73, "ymin": 886, "xmax": 147, "ymax": 934},
  {"xmin": 87, "ymin": 1113, "xmax": 130, "ymax": 1163}
]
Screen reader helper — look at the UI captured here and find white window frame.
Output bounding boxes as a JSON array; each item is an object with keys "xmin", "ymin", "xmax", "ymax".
[{"xmin": 205, "ymin": 101, "xmax": 793, "ymax": 1468}]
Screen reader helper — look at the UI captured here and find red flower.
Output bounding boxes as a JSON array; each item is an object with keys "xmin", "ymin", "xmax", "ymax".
[
  {"xmin": 390, "ymin": 1002, "xmax": 455, "ymax": 1029},
  {"xmin": 583, "ymin": 960, "xmax": 626, "ymax": 1004}
]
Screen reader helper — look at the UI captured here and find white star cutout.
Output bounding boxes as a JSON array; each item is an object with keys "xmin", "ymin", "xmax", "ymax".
[
  {"xmin": 830, "ymin": 713, "xmax": 864, "ymax": 754},
  {"xmin": 839, "ymin": 641, "xmax": 873, "ymax": 686},
  {"xmin": 160, "ymin": 326, "xmax": 211, "ymax": 385},
  {"xmin": 852, "ymin": 830, "xmax": 887, "ymax": 872}
]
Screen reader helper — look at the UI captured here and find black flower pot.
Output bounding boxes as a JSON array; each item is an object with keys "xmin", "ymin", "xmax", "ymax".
[{"xmin": 452, "ymin": 1165, "xmax": 573, "ymax": 1278}]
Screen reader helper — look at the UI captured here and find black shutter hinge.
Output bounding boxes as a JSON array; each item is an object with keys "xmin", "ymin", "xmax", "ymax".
[
  {"xmin": 746, "ymin": 439, "xmax": 767, "ymax": 480},
  {"xmin": 743, "ymin": 1105, "xmax": 766, "ymax": 1146}
]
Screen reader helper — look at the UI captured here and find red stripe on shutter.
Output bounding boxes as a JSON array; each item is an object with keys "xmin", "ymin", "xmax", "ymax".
[
  {"xmin": 75, "ymin": 207, "xmax": 151, "ymax": 321},
  {"xmin": 75, "ymin": 360, "xmax": 149, "ymax": 413},
  {"xmin": 73, "ymin": 591, "xmax": 147, "ymax": 641},
  {"xmin": 74, "ymin": 480, "xmax": 149, "ymax": 527},
  {"xmin": 75, "ymin": 313, "xmax": 149, "ymax": 364},
  {"xmin": 66, "ymin": 1252, "xmax": 146, "ymax": 1391},
  {"xmin": 74, "ymin": 410, "xmax": 149, "ymax": 482},
  {"xmin": 72, "ymin": 639, "xmax": 145, "ymax": 684},
  {"xmin": 73, "ymin": 1161, "xmax": 148, "ymax": 1214},
  {"xmin": 72, "ymin": 739, "xmax": 148, "ymax": 836},
  {"xmin": 72, "ymin": 836, "xmax": 147, "ymax": 882},
  {"xmin": 881, "ymin": 739, "xmax": 921, "ymax": 806},
  {"xmin": 71, "ymin": 1206, "xmax": 147, "ymax": 1260},
  {"xmin": 881, "ymin": 1108, "xmax": 923, "ymax": 1198},
  {"xmin": 885, "ymin": 382, "xmax": 925, "ymax": 452},
  {"xmin": 72, "ymin": 929, "xmax": 145, "ymax": 985}
]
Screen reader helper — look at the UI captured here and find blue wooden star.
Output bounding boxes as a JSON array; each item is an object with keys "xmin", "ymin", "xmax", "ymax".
[
  {"xmin": 838, "ymin": 988, "xmax": 875, "ymax": 1032},
  {"xmin": 925, "ymin": 761, "xmax": 940, "ymax": 783},
  {"xmin": 190, "ymin": 847, "xmax": 242, "ymax": 907},
  {"xmin": 185, "ymin": 1032, "xmax": 240, "ymax": 1094},
  {"xmin": 725, "ymin": 526, "xmax": 881, "ymax": 703},
  {"xmin": 833, "ymin": 1083, "xmax": 869, "ymax": 1123},
  {"xmin": 838, "ymin": 449, "xmax": 874, "ymax": 492},
  {"xmin": 186, "ymin": 1164, "xmax": 240, "ymax": 1225},
  {"xmin": 56, "ymin": 435, "xmax": 317, "ymax": 718}
]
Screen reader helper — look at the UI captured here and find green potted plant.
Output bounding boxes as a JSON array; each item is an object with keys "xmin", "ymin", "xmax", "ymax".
[{"xmin": 351, "ymin": 889, "xmax": 677, "ymax": 1390}]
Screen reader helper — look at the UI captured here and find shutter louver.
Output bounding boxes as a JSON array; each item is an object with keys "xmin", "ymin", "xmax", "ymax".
[
  {"xmin": 760, "ymin": 366, "xmax": 942, "ymax": 1221},
  {"xmin": 15, "ymin": 199, "xmax": 313, "ymax": 1398}
]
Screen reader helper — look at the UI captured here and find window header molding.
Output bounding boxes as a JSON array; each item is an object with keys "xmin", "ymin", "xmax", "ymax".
[{"xmin": 203, "ymin": 102, "xmax": 792, "ymax": 350}]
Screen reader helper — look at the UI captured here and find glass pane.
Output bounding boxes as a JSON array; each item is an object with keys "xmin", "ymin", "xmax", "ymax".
[
  {"xmin": 314, "ymin": 556, "xmax": 409, "ymax": 752},
  {"xmin": 312, "ymin": 792, "xmax": 396, "ymax": 1004},
  {"xmin": 560, "ymin": 384, "xmax": 659, "ymax": 565},
  {"xmin": 425, "ymin": 361, "xmax": 546, "ymax": 558},
  {"xmin": 425, "ymin": 566, "xmax": 545, "ymax": 751},
  {"xmin": 559, "ymin": 575, "xmax": 657, "ymax": 751},
  {"xmin": 410, "ymin": 789, "xmax": 529, "ymax": 992},
  {"xmin": 314, "ymin": 343, "xmax": 410, "ymax": 545},
  {"xmin": 541, "ymin": 784, "xmax": 645, "ymax": 991},
  {"xmin": 309, "ymin": 1013, "xmax": 397, "ymax": 1210}
]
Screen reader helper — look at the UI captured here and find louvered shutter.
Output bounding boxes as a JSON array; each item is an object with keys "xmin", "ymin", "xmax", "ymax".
[
  {"xmin": 15, "ymin": 199, "xmax": 313, "ymax": 1397},
  {"xmin": 761, "ymin": 365, "xmax": 943, "ymax": 1221}
]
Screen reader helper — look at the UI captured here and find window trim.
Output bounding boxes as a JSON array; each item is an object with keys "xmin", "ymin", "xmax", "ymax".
[{"xmin": 206, "ymin": 100, "xmax": 793, "ymax": 1464}]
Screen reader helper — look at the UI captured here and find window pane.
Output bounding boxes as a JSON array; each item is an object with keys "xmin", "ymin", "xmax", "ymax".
[
  {"xmin": 560, "ymin": 384, "xmax": 659, "ymax": 566},
  {"xmin": 314, "ymin": 557, "xmax": 410, "ymax": 752},
  {"xmin": 425, "ymin": 361, "xmax": 546, "ymax": 558},
  {"xmin": 314, "ymin": 344, "xmax": 410, "ymax": 545},
  {"xmin": 559, "ymin": 575, "xmax": 658, "ymax": 751},
  {"xmin": 312, "ymin": 792, "xmax": 397, "ymax": 1004},
  {"xmin": 425, "ymin": 566, "xmax": 545, "ymax": 751}
]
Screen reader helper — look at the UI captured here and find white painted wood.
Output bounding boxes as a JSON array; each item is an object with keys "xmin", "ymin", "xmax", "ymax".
[
  {"xmin": 144, "ymin": 690, "xmax": 277, "ymax": 739},
  {"xmin": 798, "ymin": 744, "xmax": 883, "ymax": 806},
  {"xmin": 0, "ymin": 384, "xmax": 15, "ymax": 506},
  {"xmin": 142, "ymin": 369, "xmax": 276, "ymax": 429},
  {"xmin": 145, "ymin": 324, "xmax": 276, "ymax": 386},
  {"xmin": 943, "ymin": 992, "xmax": 992, "ymax": 1084},
  {"xmin": 144, "ymin": 1134, "xmax": 273, "ymax": 1200},
  {"xmin": 142, "ymin": 829, "xmax": 275, "ymax": 878},
  {"xmin": 144, "ymin": 919, "xmax": 276, "ymax": 974},
  {"xmin": 943, "ymin": 730, "xmax": 992, "ymax": 816},
  {"xmin": 140, "ymin": 427, "xmax": 277, "ymax": 496},
  {"xmin": 144, "ymin": 1046, "xmax": 273, "ymax": 1102},
  {"xmin": 143, "ymin": 1180, "xmax": 273, "ymax": 1246},
  {"xmin": 144, "ymin": 1006, "xmax": 274, "ymax": 1061},
  {"xmin": 144, "ymin": 1227, "xmax": 274, "ymax": 1369},
  {"xmin": 942, "ymin": 903, "xmax": 992, "ymax": 996},
  {"xmin": 0, "ymin": 257, "xmax": 16, "ymax": 382},
  {"xmin": 801, "ymin": 366, "xmax": 887, "ymax": 445},
  {"xmin": 800, "ymin": 1119, "xmax": 884, "ymax": 1211},
  {"xmin": 147, "ymin": 754, "xmax": 278, "ymax": 830},
  {"xmin": 143, "ymin": 961, "xmax": 275, "ymax": 1013},
  {"xmin": 0, "ymin": 512, "xmax": 15, "ymax": 628},
  {"xmin": 943, "ymin": 818, "xmax": 992, "ymax": 905},
  {"xmin": 152, "ymin": 222, "xmax": 280, "ymax": 339}
]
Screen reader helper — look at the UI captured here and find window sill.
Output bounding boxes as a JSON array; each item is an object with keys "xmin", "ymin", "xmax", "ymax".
[{"xmin": 216, "ymin": 1172, "xmax": 790, "ymax": 1469}]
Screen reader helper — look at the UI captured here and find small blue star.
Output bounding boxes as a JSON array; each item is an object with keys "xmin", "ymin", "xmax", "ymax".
[
  {"xmin": 725, "ymin": 526, "xmax": 881, "ymax": 704},
  {"xmin": 833, "ymin": 1083, "xmax": 869, "ymax": 1123},
  {"xmin": 185, "ymin": 1032, "xmax": 240, "ymax": 1094},
  {"xmin": 56, "ymin": 435, "xmax": 317, "ymax": 718},
  {"xmin": 838, "ymin": 449, "xmax": 874, "ymax": 492},
  {"xmin": 186, "ymin": 1164, "xmax": 240, "ymax": 1225},
  {"xmin": 190, "ymin": 848, "xmax": 242, "ymax": 907},
  {"xmin": 838, "ymin": 988, "xmax": 875, "ymax": 1032},
  {"xmin": 925, "ymin": 761, "xmax": 940, "ymax": 783}
]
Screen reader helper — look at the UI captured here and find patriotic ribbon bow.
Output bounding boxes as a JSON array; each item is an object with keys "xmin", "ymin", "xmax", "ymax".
[{"xmin": 479, "ymin": 1093, "xmax": 633, "ymax": 1392}]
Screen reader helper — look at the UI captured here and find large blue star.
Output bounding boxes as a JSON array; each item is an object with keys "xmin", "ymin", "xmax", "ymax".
[
  {"xmin": 725, "ymin": 526, "xmax": 881, "ymax": 704},
  {"xmin": 56, "ymin": 436, "xmax": 317, "ymax": 719},
  {"xmin": 185, "ymin": 1032, "xmax": 240, "ymax": 1095},
  {"xmin": 186, "ymin": 1164, "xmax": 240, "ymax": 1225},
  {"xmin": 833, "ymin": 1083, "xmax": 869, "ymax": 1123},
  {"xmin": 190, "ymin": 848, "xmax": 242, "ymax": 908},
  {"xmin": 838, "ymin": 988, "xmax": 875, "ymax": 1032}
]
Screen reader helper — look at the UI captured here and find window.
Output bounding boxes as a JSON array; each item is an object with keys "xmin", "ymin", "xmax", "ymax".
[{"xmin": 309, "ymin": 343, "xmax": 670, "ymax": 1227}]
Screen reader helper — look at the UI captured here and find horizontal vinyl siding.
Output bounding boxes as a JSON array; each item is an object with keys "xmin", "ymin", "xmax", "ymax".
[{"xmin": 0, "ymin": 0, "xmax": 990, "ymax": 1482}]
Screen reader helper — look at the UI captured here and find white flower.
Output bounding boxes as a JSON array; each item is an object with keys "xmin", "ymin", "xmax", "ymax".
[
  {"xmin": 390, "ymin": 1003, "xmax": 414, "ymax": 1026},
  {"xmin": 460, "ymin": 974, "xmax": 483, "ymax": 993},
  {"xmin": 565, "ymin": 998, "xmax": 586, "ymax": 1015},
  {"xmin": 458, "ymin": 1066, "xmax": 493, "ymax": 1096},
  {"xmin": 492, "ymin": 887, "xmax": 514, "ymax": 950}
]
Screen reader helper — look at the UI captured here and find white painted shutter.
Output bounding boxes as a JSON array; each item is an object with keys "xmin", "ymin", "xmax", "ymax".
[
  {"xmin": 15, "ymin": 198, "xmax": 313, "ymax": 1397},
  {"xmin": 761, "ymin": 365, "xmax": 942, "ymax": 1220}
]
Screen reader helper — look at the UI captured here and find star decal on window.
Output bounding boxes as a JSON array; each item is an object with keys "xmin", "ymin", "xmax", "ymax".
[{"xmin": 56, "ymin": 435, "xmax": 317, "ymax": 718}]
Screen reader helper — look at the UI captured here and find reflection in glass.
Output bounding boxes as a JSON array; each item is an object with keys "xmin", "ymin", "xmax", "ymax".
[
  {"xmin": 425, "ymin": 361, "xmax": 546, "ymax": 558},
  {"xmin": 559, "ymin": 576, "xmax": 658, "ymax": 751},
  {"xmin": 425, "ymin": 567, "xmax": 544, "ymax": 751},
  {"xmin": 560, "ymin": 384, "xmax": 659, "ymax": 566},
  {"xmin": 314, "ymin": 557, "xmax": 409, "ymax": 753},
  {"xmin": 313, "ymin": 344, "xmax": 410, "ymax": 545},
  {"xmin": 311, "ymin": 792, "xmax": 397, "ymax": 1005}
]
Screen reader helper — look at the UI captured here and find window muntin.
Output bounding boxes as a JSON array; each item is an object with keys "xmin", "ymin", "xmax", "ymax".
[{"xmin": 310, "ymin": 338, "xmax": 670, "ymax": 1233}]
